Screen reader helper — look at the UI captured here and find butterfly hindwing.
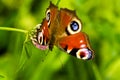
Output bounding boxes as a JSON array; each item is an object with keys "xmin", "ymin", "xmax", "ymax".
[{"xmin": 58, "ymin": 32, "xmax": 93, "ymax": 60}]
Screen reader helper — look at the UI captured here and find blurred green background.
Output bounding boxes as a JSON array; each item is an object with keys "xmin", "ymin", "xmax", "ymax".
[{"xmin": 0, "ymin": 0, "xmax": 120, "ymax": 80}]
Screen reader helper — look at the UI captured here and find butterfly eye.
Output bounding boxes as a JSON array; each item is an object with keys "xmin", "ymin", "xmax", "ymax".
[
  {"xmin": 46, "ymin": 9, "xmax": 51, "ymax": 26},
  {"xmin": 76, "ymin": 48, "xmax": 93, "ymax": 60},
  {"xmin": 67, "ymin": 18, "xmax": 81, "ymax": 35}
]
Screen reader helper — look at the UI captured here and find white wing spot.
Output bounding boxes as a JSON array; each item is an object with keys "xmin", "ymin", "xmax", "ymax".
[
  {"xmin": 80, "ymin": 40, "xmax": 83, "ymax": 43},
  {"xmin": 38, "ymin": 32, "xmax": 43, "ymax": 44},
  {"xmin": 80, "ymin": 44, "xmax": 86, "ymax": 48}
]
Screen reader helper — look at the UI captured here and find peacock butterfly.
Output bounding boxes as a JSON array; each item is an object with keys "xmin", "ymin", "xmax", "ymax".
[{"xmin": 30, "ymin": 2, "xmax": 94, "ymax": 60}]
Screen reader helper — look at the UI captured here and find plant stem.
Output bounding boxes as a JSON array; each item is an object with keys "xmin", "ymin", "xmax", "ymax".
[
  {"xmin": 0, "ymin": 27, "xmax": 28, "ymax": 33},
  {"xmin": 56, "ymin": 0, "xmax": 61, "ymax": 6},
  {"xmin": 92, "ymin": 63, "xmax": 102, "ymax": 80}
]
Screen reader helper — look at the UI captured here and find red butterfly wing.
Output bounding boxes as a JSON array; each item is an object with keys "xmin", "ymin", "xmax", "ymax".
[
  {"xmin": 59, "ymin": 32, "xmax": 94, "ymax": 60},
  {"xmin": 31, "ymin": 2, "xmax": 58, "ymax": 50}
]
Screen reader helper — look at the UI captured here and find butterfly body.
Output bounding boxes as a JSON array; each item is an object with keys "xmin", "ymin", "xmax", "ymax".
[{"xmin": 31, "ymin": 2, "xmax": 94, "ymax": 60}]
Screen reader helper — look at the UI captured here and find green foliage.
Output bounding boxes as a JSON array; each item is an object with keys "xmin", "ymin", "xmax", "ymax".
[{"xmin": 0, "ymin": 0, "xmax": 120, "ymax": 80}]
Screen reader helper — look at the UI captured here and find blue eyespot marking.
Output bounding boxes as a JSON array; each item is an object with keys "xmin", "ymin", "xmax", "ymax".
[
  {"xmin": 70, "ymin": 21, "xmax": 79, "ymax": 31},
  {"xmin": 46, "ymin": 12, "xmax": 50, "ymax": 21},
  {"xmin": 79, "ymin": 48, "xmax": 93, "ymax": 60}
]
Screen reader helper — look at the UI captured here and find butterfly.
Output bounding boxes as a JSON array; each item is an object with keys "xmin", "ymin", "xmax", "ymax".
[{"xmin": 30, "ymin": 2, "xmax": 94, "ymax": 60}]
